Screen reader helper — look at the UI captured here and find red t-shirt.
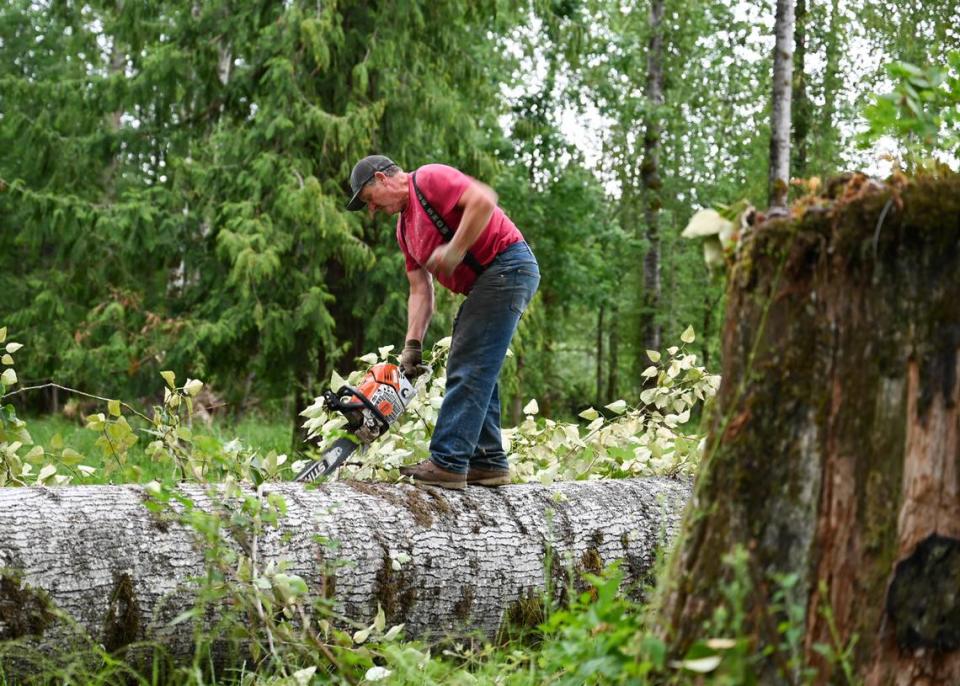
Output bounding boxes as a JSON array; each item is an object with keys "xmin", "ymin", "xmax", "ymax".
[{"xmin": 396, "ymin": 164, "xmax": 523, "ymax": 294}]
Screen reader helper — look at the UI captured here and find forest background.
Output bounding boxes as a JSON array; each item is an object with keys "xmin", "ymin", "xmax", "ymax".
[{"xmin": 1, "ymin": 0, "xmax": 955, "ymax": 447}]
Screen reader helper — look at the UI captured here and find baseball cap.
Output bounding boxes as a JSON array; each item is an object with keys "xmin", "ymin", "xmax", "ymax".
[{"xmin": 346, "ymin": 154, "xmax": 397, "ymax": 211}]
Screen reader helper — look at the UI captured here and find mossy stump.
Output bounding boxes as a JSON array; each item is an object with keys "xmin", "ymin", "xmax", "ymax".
[{"xmin": 657, "ymin": 173, "xmax": 960, "ymax": 685}]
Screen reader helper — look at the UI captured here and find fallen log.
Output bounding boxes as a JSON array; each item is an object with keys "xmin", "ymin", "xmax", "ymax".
[{"xmin": 0, "ymin": 477, "xmax": 689, "ymax": 660}]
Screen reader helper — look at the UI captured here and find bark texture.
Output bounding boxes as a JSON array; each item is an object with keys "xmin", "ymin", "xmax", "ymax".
[
  {"xmin": 657, "ymin": 173, "xmax": 960, "ymax": 684},
  {"xmin": 0, "ymin": 477, "xmax": 689, "ymax": 659},
  {"xmin": 768, "ymin": 0, "xmax": 795, "ymax": 209},
  {"xmin": 640, "ymin": 0, "xmax": 665, "ymax": 353}
]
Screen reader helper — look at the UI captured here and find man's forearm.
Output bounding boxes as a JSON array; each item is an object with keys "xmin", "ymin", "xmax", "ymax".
[
  {"xmin": 406, "ymin": 284, "xmax": 434, "ymax": 342},
  {"xmin": 448, "ymin": 196, "xmax": 494, "ymax": 260}
]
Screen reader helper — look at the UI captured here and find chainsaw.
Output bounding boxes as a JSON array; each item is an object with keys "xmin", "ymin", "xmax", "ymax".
[{"xmin": 294, "ymin": 362, "xmax": 423, "ymax": 482}]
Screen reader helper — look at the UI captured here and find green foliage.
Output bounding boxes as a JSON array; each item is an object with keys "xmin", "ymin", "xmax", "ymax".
[
  {"xmin": 861, "ymin": 52, "xmax": 960, "ymax": 163},
  {"xmin": 300, "ymin": 330, "xmax": 719, "ymax": 484}
]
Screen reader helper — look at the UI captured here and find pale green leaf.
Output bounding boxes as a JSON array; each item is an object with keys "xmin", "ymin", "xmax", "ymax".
[
  {"xmin": 703, "ymin": 237, "xmax": 725, "ymax": 268},
  {"xmin": 378, "ymin": 344, "xmax": 394, "ymax": 359},
  {"xmin": 374, "ymin": 604, "xmax": 386, "ymax": 633},
  {"xmin": 5, "ymin": 343, "xmax": 23, "ymax": 354},
  {"xmin": 160, "ymin": 370, "xmax": 176, "ymax": 388},
  {"xmin": 0, "ymin": 327, "xmax": 6, "ymax": 343},
  {"xmin": 605, "ymin": 399, "xmax": 627, "ymax": 414},
  {"xmin": 291, "ymin": 667, "xmax": 317, "ymax": 686},
  {"xmin": 353, "ymin": 627, "xmax": 371, "ymax": 644},
  {"xmin": 578, "ymin": 407, "xmax": 599, "ymax": 421},
  {"xmin": 61, "ymin": 448, "xmax": 83, "ymax": 465},
  {"xmin": 705, "ymin": 638, "xmax": 737, "ymax": 650},
  {"xmin": 1, "ymin": 354, "xmax": 13, "ymax": 365},
  {"xmin": 184, "ymin": 379, "xmax": 203, "ymax": 397},
  {"xmin": 365, "ymin": 666, "xmax": 392, "ymax": 682},
  {"xmin": 383, "ymin": 623, "xmax": 405, "ymax": 641},
  {"xmin": 37, "ymin": 464, "xmax": 57, "ymax": 482},
  {"xmin": 1, "ymin": 368, "xmax": 17, "ymax": 386},
  {"xmin": 641, "ymin": 365, "xmax": 658, "ymax": 378},
  {"xmin": 681, "ymin": 209, "xmax": 733, "ymax": 239},
  {"xmin": 681, "ymin": 326, "xmax": 696, "ymax": 344},
  {"xmin": 108, "ymin": 399, "xmax": 122, "ymax": 417},
  {"xmin": 358, "ymin": 352, "xmax": 378, "ymax": 365},
  {"xmin": 523, "ymin": 399, "xmax": 539, "ymax": 415},
  {"xmin": 646, "ymin": 350, "xmax": 661, "ymax": 363},
  {"xmin": 671, "ymin": 655, "xmax": 722, "ymax": 673},
  {"xmin": 330, "ymin": 369, "xmax": 347, "ymax": 390}
]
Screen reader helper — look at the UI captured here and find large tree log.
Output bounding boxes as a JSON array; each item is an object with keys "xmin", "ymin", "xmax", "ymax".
[
  {"xmin": 658, "ymin": 174, "xmax": 960, "ymax": 684},
  {"xmin": 0, "ymin": 477, "xmax": 689, "ymax": 660}
]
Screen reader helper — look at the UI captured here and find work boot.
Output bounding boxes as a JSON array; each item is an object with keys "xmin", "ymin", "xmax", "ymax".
[
  {"xmin": 466, "ymin": 466, "xmax": 512, "ymax": 487},
  {"xmin": 399, "ymin": 460, "xmax": 467, "ymax": 490}
]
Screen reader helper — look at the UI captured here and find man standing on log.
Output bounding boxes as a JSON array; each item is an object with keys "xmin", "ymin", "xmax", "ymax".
[{"xmin": 346, "ymin": 155, "xmax": 540, "ymax": 490}]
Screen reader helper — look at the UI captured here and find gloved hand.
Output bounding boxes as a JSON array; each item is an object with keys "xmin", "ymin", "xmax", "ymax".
[{"xmin": 399, "ymin": 340, "xmax": 425, "ymax": 378}]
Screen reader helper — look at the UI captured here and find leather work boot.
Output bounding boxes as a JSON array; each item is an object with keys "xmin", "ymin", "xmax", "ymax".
[
  {"xmin": 466, "ymin": 466, "xmax": 512, "ymax": 487},
  {"xmin": 399, "ymin": 460, "xmax": 467, "ymax": 490}
]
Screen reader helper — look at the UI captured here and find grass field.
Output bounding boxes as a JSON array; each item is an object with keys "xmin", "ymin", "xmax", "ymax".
[{"xmin": 20, "ymin": 412, "xmax": 297, "ymax": 484}]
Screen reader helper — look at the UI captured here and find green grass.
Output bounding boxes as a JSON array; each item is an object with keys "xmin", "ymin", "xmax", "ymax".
[{"xmin": 21, "ymin": 413, "xmax": 296, "ymax": 485}]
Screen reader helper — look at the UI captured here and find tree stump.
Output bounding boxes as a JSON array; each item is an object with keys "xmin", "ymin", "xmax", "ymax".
[{"xmin": 657, "ymin": 173, "xmax": 960, "ymax": 684}]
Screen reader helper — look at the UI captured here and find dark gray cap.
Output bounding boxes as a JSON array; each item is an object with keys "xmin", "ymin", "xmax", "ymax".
[{"xmin": 346, "ymin": 154, "xmax": 397, "ymax": 211}]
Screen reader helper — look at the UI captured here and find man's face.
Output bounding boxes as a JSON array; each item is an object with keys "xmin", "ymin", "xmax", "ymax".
[{"xmin": 360, "ymin": 173, "xmax": 403, "ymax": 219}]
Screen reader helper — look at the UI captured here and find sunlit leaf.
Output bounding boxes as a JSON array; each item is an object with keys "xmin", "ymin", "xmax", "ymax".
[
  {"xmin": 365, "ymin": 666, "xmax": 392, "ymax": 682},
  {"xmin": 670, "ymin": 655, "xmax": 722, "ymax": 673},
  {"xmin": 605, "ymin": 399, "xmax": 627, "ymax": 415},
  {"xmin": 37, "ymin": 464, "xmax": 56, "ymax": 482}
]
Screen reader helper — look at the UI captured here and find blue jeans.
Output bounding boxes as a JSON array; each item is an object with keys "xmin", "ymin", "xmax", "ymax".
[{"xmin": 430, "ymin": 242, "xmax": 540, "ymax": 474}]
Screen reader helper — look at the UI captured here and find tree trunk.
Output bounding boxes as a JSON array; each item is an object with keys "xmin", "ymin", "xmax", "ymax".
[
  {"xmin": 596, "ymin": 305, "xmax": 605, "ymax": 406},
  {"xmin": 510, "ymin": 353, "xmax": 525, "ymax": 426},
  {"xmin": 657, "ymin": 175, "xmax": 960, "ymax": 684},
  {"xmin": 816, "ymin": 0, "xmax": 843, "ymax": 173},
  {"xmin": 768, "ymin": 0, "xmax": 794, "ymax": 210},
  {"xmin": 607, "ymin": 302, "xmax": 620, "ymax": 402},
  {"xmin": 0, "ymin": 478, "xmax": 690, "ymax": 663},
  {"xmin": 640, "ymin": 0, "xmax": 665, "ymax": 353},
  {"xmin": 791, "ymin": 0, "xmax": 809, "ymax": 177}
]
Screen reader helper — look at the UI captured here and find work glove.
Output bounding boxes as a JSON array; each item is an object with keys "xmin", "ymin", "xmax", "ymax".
[{"xmin": 399, "ymin": 340, "xmax": 425, "ymax": 378}]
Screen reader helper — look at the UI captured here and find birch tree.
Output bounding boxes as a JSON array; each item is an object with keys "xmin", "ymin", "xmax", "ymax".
[{"xmin": 769, "ymin": 0, "xmax": 795, "ymax": 210}]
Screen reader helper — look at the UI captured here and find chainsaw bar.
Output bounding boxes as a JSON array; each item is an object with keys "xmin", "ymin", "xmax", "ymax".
[{"xmin": 293, "ymin": 436, "xmax": 361, "ymax": 483}]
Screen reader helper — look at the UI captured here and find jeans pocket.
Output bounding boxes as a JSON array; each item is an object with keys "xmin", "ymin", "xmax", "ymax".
[{"xmin": 508, "ymin": 271, "xmax": 540, "ymax": 316}]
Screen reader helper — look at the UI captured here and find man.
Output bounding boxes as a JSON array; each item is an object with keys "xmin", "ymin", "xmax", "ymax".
[{"xmin": 346, "ymin": 154, "xmax": 539, "ymax": 490}]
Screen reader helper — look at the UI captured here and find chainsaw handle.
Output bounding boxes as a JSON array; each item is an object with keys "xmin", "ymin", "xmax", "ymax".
[
  {"xmin": 326, "ymin": 385, "xmax": 390, "ymax": 432},
  {"xmin": 403, "ymin": 364, "xmax": 432, "ymax": 380}
]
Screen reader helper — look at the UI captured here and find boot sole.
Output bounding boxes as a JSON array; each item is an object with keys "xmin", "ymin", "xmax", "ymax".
[
  {"xmin": 412, "ymin": 478, "xmax": 466, "ymax": 490},
  {"xmin": 467, "ymin": 476, "xmax": 512, "ymax": 487}
]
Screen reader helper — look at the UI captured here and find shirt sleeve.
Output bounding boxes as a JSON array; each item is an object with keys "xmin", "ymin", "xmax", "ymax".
[{"xmin": 416, "ymin": 164, "xmax": 472, "ymax": 218}]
